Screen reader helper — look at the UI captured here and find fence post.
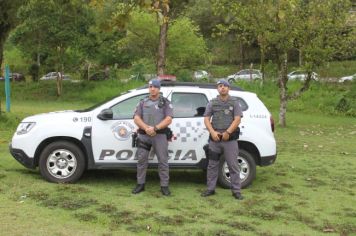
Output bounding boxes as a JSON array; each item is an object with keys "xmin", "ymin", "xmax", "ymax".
[{"xmin": 5, "ymin": 65, "xmax": 11, "ymax": 112}]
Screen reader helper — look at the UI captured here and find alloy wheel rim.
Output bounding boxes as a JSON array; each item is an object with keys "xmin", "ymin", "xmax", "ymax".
[{"xmin": 46, "ymin": 149, "xmax": 77, "ymax": 179}]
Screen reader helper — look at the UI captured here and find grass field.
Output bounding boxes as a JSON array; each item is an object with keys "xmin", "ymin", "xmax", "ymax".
[{"xmin": 0, "ymin": 96, "xmax": 355, "ymax": 235}]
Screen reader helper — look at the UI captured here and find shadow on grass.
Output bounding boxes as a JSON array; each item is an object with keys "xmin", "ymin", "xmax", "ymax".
[{"xmin": 80, "ymin": 169, "xmax": 206, "ymax": 186}]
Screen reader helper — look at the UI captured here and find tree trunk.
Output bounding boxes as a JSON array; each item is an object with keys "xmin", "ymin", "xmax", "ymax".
[
  {"xmin": 260, "ymin": 47, "xmax": 265, "ymax": 83},
  {"xmin": 0, "ymin": 36, "xmax": 5, "ymax": 75},
  {"xmin": 278, "ymin": 53, "xmax": 289, "ymax": 127},
  {"xmin": 56, "ymin": 72, "xmax": 62, "ymax": 97},
  {"xmin": 298, "ymin": 49, "xmax": 303, "ymax": 67},
  {"xmin": 156, "ymin": 1, "xmax": 169, "ymax": 76},
  {"xmin": 157, "ymin": 23, "xmax": 168, "ymax": 75},
  {"xmin": 239, "ymin": 42, "xmax": 244, "ymax": 70},
  {"xmin": 56, "ymin": 47, "xmax": 64, "ymax": 97}
]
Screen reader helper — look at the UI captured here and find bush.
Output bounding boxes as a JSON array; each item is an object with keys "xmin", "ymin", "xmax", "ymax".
[
  {"xmin": 28, "ymin": 64, "xmax": 40, "ymax": 81},
  {"xmin": 175, "ymin": 69, "xmax": 192, "ymax": 82}
]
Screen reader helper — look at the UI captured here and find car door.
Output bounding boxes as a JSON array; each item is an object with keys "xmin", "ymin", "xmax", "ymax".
[
  {"xmin": 91, "ymin": 92, "xmax": 148, "ymax": 163},
  {"xmin": 168, "ymin": 90, "xmax": 210, "ymax": 165}
]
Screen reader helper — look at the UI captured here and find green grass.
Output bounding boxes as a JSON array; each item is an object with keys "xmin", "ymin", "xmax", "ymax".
[{"xmin": 1, "ymin": 100, "xmax": 356, "ymax": 235}]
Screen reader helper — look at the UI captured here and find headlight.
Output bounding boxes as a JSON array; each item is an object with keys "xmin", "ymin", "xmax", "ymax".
[{"xmin": 16, "ymin": 122, "xmax": 36, "ymax": 135}]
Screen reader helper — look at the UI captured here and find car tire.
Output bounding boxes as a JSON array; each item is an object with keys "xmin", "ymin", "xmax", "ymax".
[
  {"xmin": 217, "ymin": 149, "xmax": 256, "ymax": 189},
  {"xmin": 39, "ymin": 141, "xmax": 85, "ymax": 183},
  {"xmin": 228, "ymin": 78, "xmax": 235, "ymax": 84}
]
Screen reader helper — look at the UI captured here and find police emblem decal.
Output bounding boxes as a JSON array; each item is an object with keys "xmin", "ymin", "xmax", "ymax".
[{"xmin": 112, "ymin": 121, "xmax": 135, "ymax": 141}]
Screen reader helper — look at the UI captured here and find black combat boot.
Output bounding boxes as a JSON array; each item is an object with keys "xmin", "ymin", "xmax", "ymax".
[
  {"xmin": 132, "ymin": 184, "xmax": 145, "ymax": 194},
  {"xmin": 232, "ymin": 192, "xmax": 244, "ymax": 200},
  {"xmin": 160, "ymin": 186, "xmax": 171, "ymax": 196},
  {"xmin": 201, "ymin": 190, "xmax": 215, "ymax": 197}
]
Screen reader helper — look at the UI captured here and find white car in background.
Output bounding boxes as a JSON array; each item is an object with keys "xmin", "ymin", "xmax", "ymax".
[
  {"xmin": 227, "ymin": 69, "xmax": 262, "ymax": 83},
  {"xmin": 40, "ymin": 72, "xmax": 71, "ymax": 80},
  {"xmin": 339, "ymin": 73, "xmax": 355, "ymax": 83},
  {"xmin": 288, "ymin": 71, "xmax": 319, "ymax": 81},
  {"xmin": 193, "ymin": 70, "xmax": 210, "ymax": 81}
]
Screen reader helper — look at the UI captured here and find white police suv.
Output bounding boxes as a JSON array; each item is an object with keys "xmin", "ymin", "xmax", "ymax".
[{"xmin": 10, "ymin": 81, "xmax": 276, "ymax": 188}]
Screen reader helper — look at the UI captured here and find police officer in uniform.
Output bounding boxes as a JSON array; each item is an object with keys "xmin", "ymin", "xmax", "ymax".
[
  {"xmin": 201, "ymin": 79, "xmax": 244, "ymax": 200},
  {"xmin": 132, "ymin": 79, "xmax": 173, "ymax": 196}
]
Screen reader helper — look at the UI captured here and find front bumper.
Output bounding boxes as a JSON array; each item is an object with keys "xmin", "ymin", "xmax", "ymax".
[
  {"xmin": 9, "ymin": 143, "xmax": 36, "ymax": 169},
  {"xmin": 260, "ymin": 154, "xmax": 277, "ymax": 166}
]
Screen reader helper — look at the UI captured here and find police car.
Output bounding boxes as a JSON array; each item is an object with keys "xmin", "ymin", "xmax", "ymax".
[{"xmin": 9, "ymin": 81, "xmax": 277, "ymax": 188}]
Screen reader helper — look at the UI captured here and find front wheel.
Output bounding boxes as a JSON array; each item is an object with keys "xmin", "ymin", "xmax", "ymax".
[
  {"xmin": 218, "ymin": 149, "xmax": 256, "ymax": 189},
  {"xmin": 228, "ymin": 78, "xmax": 235, "ymax": 84},
  {"xmin": 39, "ymin": 141, "xmax": 85, "ymax": 183}
]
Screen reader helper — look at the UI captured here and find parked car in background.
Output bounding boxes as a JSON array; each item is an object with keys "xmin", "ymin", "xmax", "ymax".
[
  {"xmin": 11, "ymin": 73, "xmax": 26, "ymax": 81},
  {"xmin": 193, "ymin": 70, "xmax": 210, "ymax": 81},
  {"xmin": 338, "ymin": 73, "xmax": 355, "ymax": 83},
  {"xmin": 0, "ymin": 73, "xmax": 26, "ymax": 82},
  {"xmin": 287, "ymin": 71, "xmax": 319, "ymax": 81},
  {"xmin": 40, "ymin": 72, "xmax": 71, "ymax": 81},
  {"xmin": 227, "ymin": 69, "xmax": 262, "ymax": 83}
]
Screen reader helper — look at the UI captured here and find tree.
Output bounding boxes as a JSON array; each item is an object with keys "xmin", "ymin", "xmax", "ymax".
[
  {"xmin": 107, "ymin": 0, "xmax": 190, "ymax": 74},
  {"xmin": 117, "ymin": 10, "xmax": 208, "ymax": 72},
  {"xmin": 12, "ymin": 0, "xmax": 94, "ymax": 95},
  {"xmin": 0, "ymin": 0, "xmax": 23, "ymax": 74},
  {"xmin": 213, "ymin": 0, "xmax": 352, "ymax": 127}
]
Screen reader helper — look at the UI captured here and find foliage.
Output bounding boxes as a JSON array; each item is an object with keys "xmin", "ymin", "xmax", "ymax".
[
  {"xmin": 212, "ymin": 0, "xmax": 353, "ymax": 127},
  {"xmin": 175, "ymin": 68, "xmax": 192, "ymax": 82},
  {"xmin": 167, "ymin": 17, "xmax": 209, "ymax": 71},
  {"xmin": 117, "ymin": 10, "xmax": 159, "ymax": 62},
  {"xmin": 0, "ymin": 0, "xmax": 23, "ymax": 73},
  {"xmin": 3, "ymin": 43, "xmax": 28, "ymax": 73},
  {"xmin": 10, "ymin": 0, "xmax": 95, "ymax": 74},
  {"xmin": 336, "ymin": 80, "xmax": 356, "ymax": 116},
  {"xmin": 28, "ymin": 63, "xmax": 39, "ymax": 81},
  {"xmin": 117, "ymin": 10, "xmax": 209, "ymax": 72},
  {"xmin": 130, "ymin": 58, "xmax": 156, "ymax": 81}
]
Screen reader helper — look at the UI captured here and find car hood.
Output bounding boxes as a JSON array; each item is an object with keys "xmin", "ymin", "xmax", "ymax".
[{"xmin": 21, "ymin": 110, "xmax": 84, "ymax": 122}]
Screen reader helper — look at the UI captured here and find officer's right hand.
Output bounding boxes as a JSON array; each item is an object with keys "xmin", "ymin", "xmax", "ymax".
[
  {"xmin": 211, "ymin": 131, "xmax": 221, "ymax": 142},
  {"xmin": 145, "ymin": 126, "xmax": 156, "ymax": 136}
]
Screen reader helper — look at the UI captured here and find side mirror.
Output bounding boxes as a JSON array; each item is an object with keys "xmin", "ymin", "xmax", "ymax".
[{"xmin": 97, "ymin": 109, "xmax": 113, "ymax": 120}]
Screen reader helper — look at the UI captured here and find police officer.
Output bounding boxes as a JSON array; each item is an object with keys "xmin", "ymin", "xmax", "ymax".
[
  {"xmin": 201, "ymin": 79, "xmax": 244, "ymax": 200},
  {"xmin": 132, "ymin": 79, "xmax": 173, "ymax": 196}
]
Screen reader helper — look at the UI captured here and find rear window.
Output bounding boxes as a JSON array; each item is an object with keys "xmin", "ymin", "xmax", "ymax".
[{"xmin": 233, "ymin": 97, "xmax": 248, "ymax": 111}]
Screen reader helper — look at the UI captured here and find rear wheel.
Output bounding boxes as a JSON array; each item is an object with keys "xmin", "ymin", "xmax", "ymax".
[
  {"xmin": 39, "ymin": 141, "xmax": 85, "ymax": 183},
  {"xmin": 218, "ymin": 149, "xmax": 256, "ymax": 189}
]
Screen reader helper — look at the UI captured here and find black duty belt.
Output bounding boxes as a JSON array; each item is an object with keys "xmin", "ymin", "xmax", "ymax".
[{"xmin": 138, "ymin": 128, "xmax": 168, "ymax": 135}]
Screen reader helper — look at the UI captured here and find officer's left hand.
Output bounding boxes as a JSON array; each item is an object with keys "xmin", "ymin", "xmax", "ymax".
[
  {"xmin": 222, "ymin": 132, "xmax": 230, "ymax": 141},
  {"xmin": 145, "ymin": 126, "xmax": 156, "ymax": 136}
]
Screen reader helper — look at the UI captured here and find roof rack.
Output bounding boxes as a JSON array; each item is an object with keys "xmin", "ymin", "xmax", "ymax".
[{"xmin": 138, "ymin": 81, "xmax": 244, "ymax": 91}]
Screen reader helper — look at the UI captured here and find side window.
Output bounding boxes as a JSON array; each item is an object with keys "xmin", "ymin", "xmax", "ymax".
[
  {"xmin": 171, "ymin": 93, "xmax": 208, "ymax": 118},
  {"xmin": 233, "ymin": 97, "xmax": 248, "ymax": 111},
  {"xmin": 111, "ymin": 94, "xmax": 148, "ymax": 119}
]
